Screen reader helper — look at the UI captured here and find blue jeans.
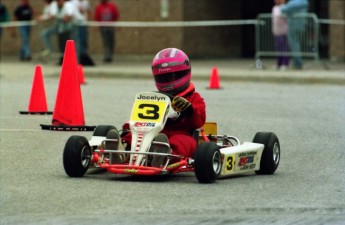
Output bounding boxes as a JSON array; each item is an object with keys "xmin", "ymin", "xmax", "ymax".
[
  {"xmin": 100, "ymin": 27, "xmax": 115, "ymax": 61},
  {"xmin": 18, "ymin": 25, "xmax": 31, "ymax": 59},
  {"xmin": 287, "ymin": 19, "xmax": 306, "ymax": 69},
  {"xmin": 40, "ymin": 26, "xmax": 56, "ymax": 52},
  {"xmin": 73, "ymin": 25, "xmax": 88, "ymax": 60}
]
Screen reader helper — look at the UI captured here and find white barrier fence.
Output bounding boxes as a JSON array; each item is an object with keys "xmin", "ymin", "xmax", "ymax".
[
  {"xmin": 1, "ymin": 16, "xmax": 344, "ymax": 60},
  {"xmin": 1, "ymin": 18, "xmax": 344, "ymax": 28},
  {"xmin": 0, "ymin": 20, "xmax": 258, "ymax": 28}
]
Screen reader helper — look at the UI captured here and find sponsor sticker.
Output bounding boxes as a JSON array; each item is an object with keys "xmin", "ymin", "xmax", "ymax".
[
  {"xmin": 237, "ymin": 151, "xmax": 257, "ymax": 171},
  {"xmin": 167, "ymin": 162, "xmax": 180, "ymax": 169},
  {"xmin": 124, "ymin": 169, "xmax": 138, "ymax": 174},
  {"xmin": 134, "ymin": 122, "xmax": 156, "ymax": 127}
]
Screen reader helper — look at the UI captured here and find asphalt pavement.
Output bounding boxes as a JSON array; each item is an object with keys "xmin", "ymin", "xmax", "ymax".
[
  {"xmin": 0, "ymin": 54, "xmax": 344, "ymax": 85},
  {"xmin": 1, "ymin": 54, "xmax": 345, "ymax": 225},
  {"xmin": 1, "ymin": 78, "xmax": 344, "ymax": 225}
]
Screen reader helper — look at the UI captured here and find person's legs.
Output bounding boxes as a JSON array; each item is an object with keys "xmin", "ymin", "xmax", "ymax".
[
  {"xmin": 150, "ymin": 133, "xmax": 170, "ymax": 167},
  {"xmin": 24, "ymin": 26, "xmax": 31, "ymax": 59},
  {"xmin": 169, "ymin": 134, "xmax": 197, "ymax": 158},
  {"xmin": 281, "ymin": 35, "xmax": 290, "ymax": 66},
  {"xmin": 111, "ymin": 28, "xmax": 115, "ymax": 60},
  {"xmin": 72, "ymin": 25, "xmax": 81, "ymax": 62},
  {"xmin": 57, "ymin": 33, "xmax": 64, "ymax": 65},
  {"xmin": 288, "ymin": 26, "xmax": 303, "ymax": 69},
  {"xmin": 101, "ymin": 27, "xmax": 114, "ymax": 62},
  {"xmin": 41, "ymin": 26, "xmax": 56, "ymax": 53},
  {"xmin": 79, "ymin": 25, "xmax": 88, "ymax": 56},
  {"xmin": 100, "ymin": 28, "xmax": 107, "ymax": 61},
  {"xmin": 57, "ymin": 32, "xmax": 71, "ymax": 65},
  {"xmin": 78, "ymin": 25, "xmax": 94, "ymax": 66},
  {"xmin": 275, "ymin": 35, "xmax": 290, "ymax": 68},
  {"xmin": 105, "ymin": 129, "xmax": 126, "ymax": 164},
  {"xmin": 274, "ymin": 36, "xmax": 282, "ymax": 68},
  {"xmin": 19, "ymin": 26, "xmax": 31, "ymax": 60}
]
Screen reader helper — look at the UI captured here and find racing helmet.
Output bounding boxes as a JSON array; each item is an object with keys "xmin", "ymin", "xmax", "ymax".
[{"xmin": 151, "ymin": 48, "xmax": 191, "ymax": 96}]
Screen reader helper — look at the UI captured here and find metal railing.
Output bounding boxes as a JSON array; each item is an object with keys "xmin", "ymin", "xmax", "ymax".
[
  {"xmin": 1, "ymin": 16, "xmax": 344, "ymax": 62},
  {"xmin": 255, "ymin": 13, "xmax": 320, "ymax": 61}
]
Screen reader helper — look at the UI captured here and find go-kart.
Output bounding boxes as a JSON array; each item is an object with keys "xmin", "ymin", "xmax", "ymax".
[{"xmin": 63, "ymin": 91, "xmax": 280, "ymax": 183}]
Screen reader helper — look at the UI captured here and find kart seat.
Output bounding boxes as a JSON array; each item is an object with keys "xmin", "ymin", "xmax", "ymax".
[{"xmin": 193, "ymin": 122, "xmax": 218, "ymax": 143}]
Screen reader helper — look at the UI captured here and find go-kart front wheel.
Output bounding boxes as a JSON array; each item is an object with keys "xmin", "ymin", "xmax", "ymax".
[
  {"xmin": 194, "ymin": 142, "xmax": 222, "ymax": 183},
  {"xmin": 253, "ymin": 132, "xmax": 280, "ymax": 175},
  {"xmin": 63, "ymin": 135, "xmax": 92, "ymax": 177},
  {"xmin": 93, "ymin": 125, "xmax": 117, "ymax": 137}
]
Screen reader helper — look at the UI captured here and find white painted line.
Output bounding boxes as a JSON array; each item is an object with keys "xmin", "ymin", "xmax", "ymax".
[{"xmin": 0, "ymin": 129, "xmax": 41, "ymax": 132}]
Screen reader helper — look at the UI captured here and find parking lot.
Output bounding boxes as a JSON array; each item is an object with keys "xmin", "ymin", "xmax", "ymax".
[{"xmin": 1, "ymin": 58, "xmax": 345, "ymax": 224}]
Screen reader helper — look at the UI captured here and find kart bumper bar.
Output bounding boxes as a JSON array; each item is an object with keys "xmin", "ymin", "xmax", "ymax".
[{"xmin": 99, "ymin": 160, "xmax": 189, "ymax": 175}]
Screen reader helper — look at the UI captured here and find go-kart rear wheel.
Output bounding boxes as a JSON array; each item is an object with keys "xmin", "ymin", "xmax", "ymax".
[
  {"xmin": 253, "ymin": 132, "xmax": 280, "ymax": 175},
  {"xmin": 93, "ymin": 125, "xmax": 117, "ymax": 136},
  {"xmin": 194, "ymin": 142, "xmax": 222, "ymax": 183},
  {"xmin": 63, "ymin": 135, "xmax": 92, "ymax": 177}
]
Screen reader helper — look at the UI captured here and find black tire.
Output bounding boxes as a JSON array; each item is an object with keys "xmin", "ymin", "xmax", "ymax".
[
  {"xmin": 93, "ymin": 125, "xmax": 117, "ymax": 137},
  {"xmin": 194, "ymin": 142, "xmax": 222, "ymax": 183},
  {"xmin": 253, "ymin": 132, "xmax": 280, "ymax": 175},
  {"xmin": 63, "ymin": 135, "xmax": 92, "ymax": 177}
]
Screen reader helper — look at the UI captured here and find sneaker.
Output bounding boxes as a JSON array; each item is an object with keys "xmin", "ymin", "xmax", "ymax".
[
  {"xmin": 150, "ymin": 134, "xmax": 170, "ymax": 167},
  {"xmin": 40, "ymin": 49, "xmax": 51, "ymax": 57},
  {"xmin": 103, "ymin": 58, "xmax": 112, "ymax": 63},
  {"xmin": 105, "ymin": 129, "xmax": 125, "ymax": 164},
  {"xmin": 280, "ymin": 65, "xmax": 287, "ymax": 71}
]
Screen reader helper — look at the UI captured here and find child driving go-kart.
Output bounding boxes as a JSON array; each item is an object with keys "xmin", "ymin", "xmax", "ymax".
[
  {"xmin": 63, "ymin": 48, "xmax": 281, "ymax": 183},
  {"xmin": 111, "ymin": 48, "xmax": 206, "ymax": 167}
]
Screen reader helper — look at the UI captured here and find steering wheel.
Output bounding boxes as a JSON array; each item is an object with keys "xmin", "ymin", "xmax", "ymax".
[{"xmin": 155, "ymin": 91, "xmax": 180, "ymax": 120}]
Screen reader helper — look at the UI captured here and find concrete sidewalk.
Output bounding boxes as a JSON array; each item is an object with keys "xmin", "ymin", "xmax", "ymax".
[{"xmin": 0, "ymin": 55, "xmax": 344, "ymax": 85}]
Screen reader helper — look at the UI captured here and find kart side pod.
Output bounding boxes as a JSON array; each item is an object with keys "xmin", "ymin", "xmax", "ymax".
[
  {"xmin": 218, "ymin": 142, "xmax": 264, "ymax": 178},
  {"xmin": 194, "ymin": 125, "xmax": 280, "ymax": 183}
]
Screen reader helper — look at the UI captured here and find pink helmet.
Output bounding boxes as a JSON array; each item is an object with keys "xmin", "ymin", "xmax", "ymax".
[{"xmin": 151, "ymin": 48, "xmax": 191, "ymax": 95}]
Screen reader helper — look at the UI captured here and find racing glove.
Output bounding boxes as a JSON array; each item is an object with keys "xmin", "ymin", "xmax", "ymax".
[{"xmin": 171, "ymin": 96, "xmax": 193, "ymax": 115}]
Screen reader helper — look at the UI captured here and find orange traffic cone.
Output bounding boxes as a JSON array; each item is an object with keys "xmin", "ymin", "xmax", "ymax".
[
  {"xmin": 19, "ymin": 65, "xmax": 52, "ymax": 115},
  {"xmin": 208, "ymin": 67, "xmax": 221, "ymax": 89},
  {"xmin": 78, "ymin": 64, "xmax": 86, "ymax": 84},
  {"xmin": 40, "ymin": 40, "xmax": 95, "ymax": 131}
]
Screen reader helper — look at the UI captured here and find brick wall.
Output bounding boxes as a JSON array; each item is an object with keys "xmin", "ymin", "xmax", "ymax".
[
  {"xmin": 1, "ymin": 0, "xmax": 344, "ymax": 60},
  {"xmin": 329, "ymin": 0, "xmax": 345, "ymax": 61},
  {"xmin": 0, "ymin": 0, "xmax": 242, "ymax": 58}
]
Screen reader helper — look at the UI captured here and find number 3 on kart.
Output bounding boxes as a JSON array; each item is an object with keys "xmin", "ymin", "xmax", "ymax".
[
  {"xmin": 226, "ymin": 155, "xmax": 234, "ymax": 172},
  {"xmin": 131, "ymin": 101, "xmax": 167, "ymax": 122},
  {"xmin": 138, "ymin": 104, "xmax": 159, "ymax": 119}
]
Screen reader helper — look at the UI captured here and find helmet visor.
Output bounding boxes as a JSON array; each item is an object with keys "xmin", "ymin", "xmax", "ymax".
[{"xmin": 154, "ymin": 69, "xmax": 190, "ymax": 84}]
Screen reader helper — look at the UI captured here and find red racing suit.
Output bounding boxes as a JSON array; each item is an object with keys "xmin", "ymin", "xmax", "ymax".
[
  {"xmin": 122, "ymin": 83, "xmax": 206, "ymax": 158},
  {"xmin": 162, "ymin": 83, "xmax": 206, "ymax": 157}
]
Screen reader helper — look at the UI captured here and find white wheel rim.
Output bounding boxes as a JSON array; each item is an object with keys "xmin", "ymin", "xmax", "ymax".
[
  {"xmin": 273, "ymin": 142, "xmax": 280, "ymax": 165},
  {"xmin": 213, "ymin": 151, "xmax": 221, "ymax": 174},
  {"xmin": 81, "ymin": 146, "xmax": 91, "ymax": 168}
]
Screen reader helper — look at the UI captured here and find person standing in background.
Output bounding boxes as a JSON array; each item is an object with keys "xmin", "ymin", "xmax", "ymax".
[
  {"xmin": 50, "ymin": 0, "xmax": 74, "ymax": 65},
  {"xmin": 70, "ymin": 0, "xmax": 94, "ymax": 66},
  {"xmin": 14, "ymin": 0, "xmax": 34, "ymax": 61},
  {"xmin": 280, "ymin": 0, "xmax": 309, "ymax": 70},
  {"xmin": 94, "ymin": 0, "xmax": 119, "ymax": 63},
  {"xmin": 0, "ymin": 0, "xmax": 11, "ymax": 39},
  {"xmin": 272, "ymin": 0, "xmax": 289, "ymax": 70},
  {"xmin": 37, "ymin": 0, "xmax": 56, "ymax": 57},
  {"xmin": 0, "ymin": 0, "xmax": 15, "ymax": 60}
]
